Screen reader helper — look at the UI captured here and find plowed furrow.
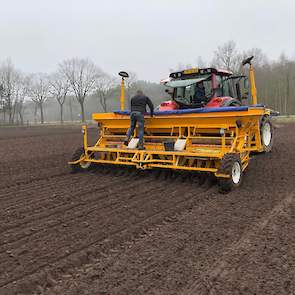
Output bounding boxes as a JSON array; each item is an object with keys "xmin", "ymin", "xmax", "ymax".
[
  {"xmin": 0, "ymin": 145, "xmax": 80, "ymax": 189},
  {"xmin": 0, "ymin": 166, "xmax": 69, "ymax": 190},
  {"xmin": 0, "ymin": 173, "xmax": 155, "ymax": 234},
  {"xmin": 0, "ymin": 171, "xmax": 121, "ymax": 210},
  {"xmin": 0, "ymin": 182, "xmax": 213, "ymax": 288},
  {"xmin": 0, "ymin": 129, "xmax": 80, "ymax": 141},
  {"xmin": 0, "ymin": 172, "xmax": 82, "ymax": 200},
  {"xmin": 0, "ymin": 176, "xmax": 163, "ymax": 247}
]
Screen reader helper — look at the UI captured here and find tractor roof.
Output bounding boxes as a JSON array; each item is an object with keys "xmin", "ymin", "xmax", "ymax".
[{"xmin": 169, "ymin": 67, "xmax": 233, "ymax": 79}]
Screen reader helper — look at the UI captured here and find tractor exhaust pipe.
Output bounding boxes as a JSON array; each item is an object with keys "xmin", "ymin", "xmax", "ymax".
[{"xmin": 242, "ymin": 56, "xmax": 257, "ymax": 105}]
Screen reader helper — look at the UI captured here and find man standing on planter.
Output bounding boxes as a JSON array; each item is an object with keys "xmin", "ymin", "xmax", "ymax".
[{"xmin": 124, "ymin": 90, "xmax": 154, "ymax": 150}]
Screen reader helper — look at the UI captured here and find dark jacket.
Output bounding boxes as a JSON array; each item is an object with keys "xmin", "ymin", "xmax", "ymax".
[
  {"xmin": 131, "ymin": 94, "xmax": 154, "ymax": 115},
  {"xmin": 193, "ymin": 87, "xmax": 206, "ymax": 104}
]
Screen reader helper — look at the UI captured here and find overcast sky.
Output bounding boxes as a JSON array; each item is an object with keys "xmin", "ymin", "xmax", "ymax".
[{"xmin": 0, "ymin": 0, "xmax": 294, "ymax": 82}]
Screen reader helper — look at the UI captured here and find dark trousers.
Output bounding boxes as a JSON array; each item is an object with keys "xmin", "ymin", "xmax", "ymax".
[{"xmin": 127, "ymin": 111, "xmax": 144, "ymax": 145}]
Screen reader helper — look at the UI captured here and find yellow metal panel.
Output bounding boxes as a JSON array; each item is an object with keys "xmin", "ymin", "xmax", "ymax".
[
  {"xmin": 249, "ymin": 64, "xmax": 257, "ymax": 105},
  {"xmin": 120, "ymin": 78, "xmax": 125, "ymax": 111},
  {"xmin": 76, "ymin": 108, "xmax": 269, "ymax": 176}
]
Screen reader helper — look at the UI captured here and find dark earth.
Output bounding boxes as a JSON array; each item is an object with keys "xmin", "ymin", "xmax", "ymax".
[{"xmin": 0, "ymin": 124, "xmax": 294, "ymax": 295}]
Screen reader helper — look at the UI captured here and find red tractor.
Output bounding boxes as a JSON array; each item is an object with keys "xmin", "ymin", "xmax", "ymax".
[{"xmin": 159, "ymin": 65, "xmax": 250, "ymax": 111}]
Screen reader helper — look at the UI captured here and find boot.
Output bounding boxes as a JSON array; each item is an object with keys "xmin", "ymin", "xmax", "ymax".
[
  {"xmin": 138, "ymin": 141, "xmax": 144, "ymax": 150},
  {"xmin": 123, "ymin": 138, "xmax": 129, "ymax": 146}
]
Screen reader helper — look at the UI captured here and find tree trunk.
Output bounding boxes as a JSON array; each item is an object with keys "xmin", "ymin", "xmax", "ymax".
[
  {"xmin": 12, "ymin": 101, "xmax": 17, "ymax": 124},
  {"xmin": 8, "ymin": 103, "xmax": 13, "ymax": 124},
  {"xmin": 286, "ymin": 74, "xmax": 290, "ymax": 116},
  {"xmin": 100, "ymin": 95, "xmax": 107, "ymax": 112},
  {"xmin": 79, "ymin": 100, "xmax": 85, "ymax": 122},
  {"xmin": 103, "ymin": 100, "xmax": 107, "ymax": 112},
  {"xmin": 60, "ymin": 103, "xmax": 64, "ymax": 124},
  {"xmin": 9, "ymin": 112, "xmax": 13, "ymax": 124},
  {"xmin": 40, "ymin": 103, "xmax": 44, "ymax": 124},
  {"xmin": 34, "ymin": 104, "xmax": 38, "ymax": 124},
  {"xmin": 19, "ymin": 111, "xmax": 24, "ymax": 125},
  {"xmin": 6, "ymin": 96, "xmax": 13, "ymax": 124},
  {"xmin": 18, "ymin": 102, "xmax": 24, "ymax": 125},
  {"xmin": 69, "ymin": 98, "xmax": 73, "ymax": 121}
]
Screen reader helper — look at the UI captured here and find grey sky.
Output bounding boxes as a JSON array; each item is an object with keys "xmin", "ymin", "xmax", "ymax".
[{"xmin": 0, "ymin": 0, "xmax": 294, "ymax": 82}]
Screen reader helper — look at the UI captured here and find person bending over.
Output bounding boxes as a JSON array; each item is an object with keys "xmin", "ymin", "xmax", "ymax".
[{"xmin": 124, "ymin": 90, "xmax": 154, "ymax": 150}]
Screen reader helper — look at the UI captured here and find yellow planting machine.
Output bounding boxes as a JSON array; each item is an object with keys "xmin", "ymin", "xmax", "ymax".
[{"xmin": 69, "ymin": 56, "xmax": 274, "ymax": 192}]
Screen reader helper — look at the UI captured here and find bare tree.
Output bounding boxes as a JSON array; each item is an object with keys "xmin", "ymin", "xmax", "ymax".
[
  {"xmin": 59, "ymin": 58, "xmax": 101, "ymax": 122},
  {"xmin": 0, "ymin": 84, "xmax": 5, "ymax": 122},
  {"xmin": 0, "ymin": 59, "xmax": 21, "ymax": 124},
  {"xmin": 49, "ymin": 72, "xmax": 69, "ymax": 123},
  {"xmin": 241, "ymin": 48, "xmax": 268, "ymax": 68},
  {"xmin": 95, "ymin": 74, "xmax": 116, "ymax": 112},
  {"xmin": 67, "ymin": 96, "xmax": 75, "ymax": 122},
  {"xmin": 29, "ymin": 73, "xmax": 50, "ymax": 124},
  {"xmin": 212, "ymin": 40, "xmax": 241, "ymax": 73},
  {"xmin": 14, "ymin": 74, "xmax": 31, "ymax": 125},
  {"xmin": 125, "ymin": 71, "xmax": 137, "ymax": 105}
]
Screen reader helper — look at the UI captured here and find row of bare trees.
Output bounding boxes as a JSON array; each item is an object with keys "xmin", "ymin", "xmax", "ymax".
[
  {"xmin": 170, "ymin": 42, "xmax": 295, "ymax": 115},
  {"xmin": 0, "ymin": 58, "xmax": 138, "ymax": 124},
  {"xmin": 1, "ymin": 42, "xmax": 295, "ymax": 124},
  {"xmin": 173, "ymin": 41, "xmax": 295, "ymax": 115},
  {"xmin": 0, "ymin": 60, "xmax": 30, "ymax": 125},
  {"xmin": 211, "ymin": 41, "xmax": 295, "ymax": 114}
]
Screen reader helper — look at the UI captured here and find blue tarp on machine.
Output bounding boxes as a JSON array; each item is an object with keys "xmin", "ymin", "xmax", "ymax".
[{"xmin": 114, "ymin": 105, "xmax": 265, "ymax": 116}]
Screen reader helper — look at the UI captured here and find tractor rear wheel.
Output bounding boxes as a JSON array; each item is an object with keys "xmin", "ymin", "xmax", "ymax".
[
  {"xmin": 260, "ymin": 116, "xmax": 273, "ymax": 153},
  {"xmin": 218, "ymin": 154, "xmax": 243, "ymax": 193},
  {"xmin": 70, "ymin": 147, "xmax": 93, "ymax": 173}
]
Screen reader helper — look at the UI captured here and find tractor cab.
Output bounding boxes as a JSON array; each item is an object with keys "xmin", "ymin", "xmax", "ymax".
[{"xmin": 160, "ymin": 67, "xmax": 249, "ymax": 110}]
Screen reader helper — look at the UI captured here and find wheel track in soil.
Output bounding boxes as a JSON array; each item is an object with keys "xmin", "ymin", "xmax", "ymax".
[
  {"xmin": 181, "ymin": 189, "xmax": 295, "ymax": 295},
  {"xmin": 0, "ymin": 177, "xmax": 214, "ymax": 290}
]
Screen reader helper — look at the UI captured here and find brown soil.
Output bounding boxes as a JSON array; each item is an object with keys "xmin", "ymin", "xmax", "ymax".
[{"xmin": 0, "ymin": 124, "xmax": 294, "ymax": 295}]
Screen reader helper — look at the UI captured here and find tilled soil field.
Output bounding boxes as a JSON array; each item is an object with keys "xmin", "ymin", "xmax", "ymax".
[{"xmin": 0, "ymin": 124, "xmax": 294, "ymax": 295}]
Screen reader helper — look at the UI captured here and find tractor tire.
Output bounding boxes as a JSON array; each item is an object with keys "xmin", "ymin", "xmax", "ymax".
[
  {"xmin": 260, "ymin": 116, "xmax": 273, "ymax": 153},
  {"xmin": 70, "ymin": 147, "xmax": 93, "ymax": 173},
  {"xmin": 218, "ymin": 154, "xmax": 243, "ymax": 193}
]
